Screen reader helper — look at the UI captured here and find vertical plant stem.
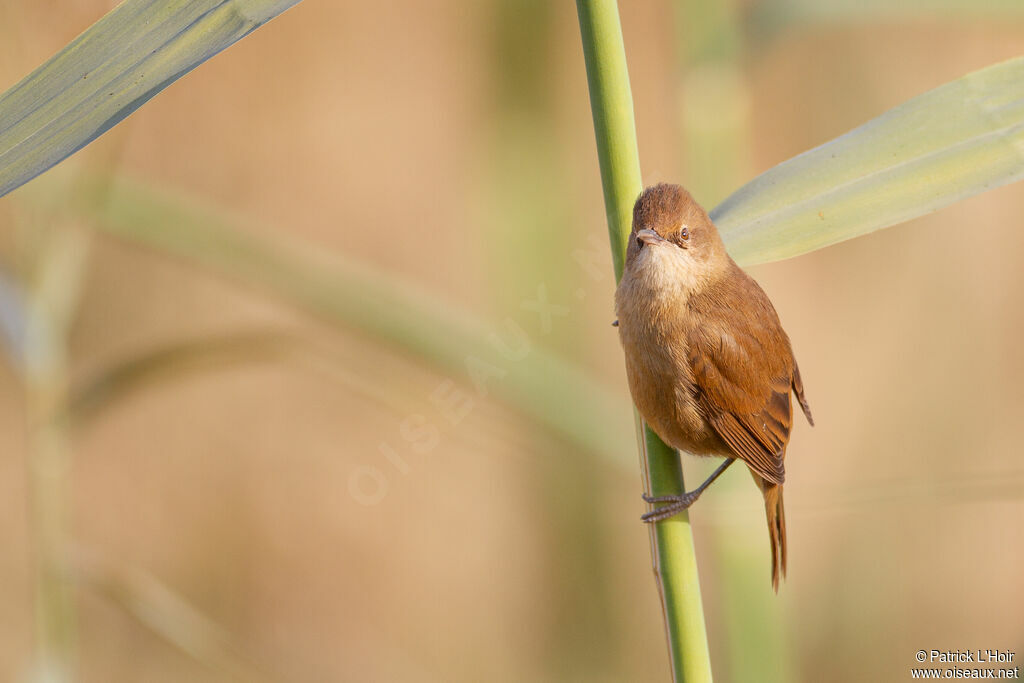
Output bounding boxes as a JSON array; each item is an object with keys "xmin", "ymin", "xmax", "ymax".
[
  {"xmin": 25, "ymin": 330, "xmax": 75, "ymax": 683},
  {"xmin": 575, "ymin": 2, "xmax": 713, "ymax": 681},
  {"xmin": 22, "ymin": 226, "xmax": 90, "ymax": 682},
  {"xmin": 10, "ymin": 169, "xmax": 102, "ymax": 678},
  {"xmin": 673, "ymin": 6, "xmax": 793, "ymax": 683},
  {"xmin": 674, "ymin": 0, "xmax": 749, "ymax": 207},
  {"xmin": 15, "ymin": 141, "xmax": 121, "ymax": 683}
]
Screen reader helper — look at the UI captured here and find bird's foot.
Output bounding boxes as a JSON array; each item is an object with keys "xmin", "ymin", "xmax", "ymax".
[{"xmin": 641, "ymin": 491, "xmax": 701, "ymax": 523}]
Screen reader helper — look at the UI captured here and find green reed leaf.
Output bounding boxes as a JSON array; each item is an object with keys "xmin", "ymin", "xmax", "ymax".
[
  {"xmin": 713, "ymin": 56, "xmax": 1024, "ymax": 265},
  {"xmin": 0, "ymin": 0, "xmax": 302, "ymax": 199}
]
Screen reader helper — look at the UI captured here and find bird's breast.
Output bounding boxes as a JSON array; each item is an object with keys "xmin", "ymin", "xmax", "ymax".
[{"xmin": 615, "ymin": 269, "xmax": 724, "ymax": 456}]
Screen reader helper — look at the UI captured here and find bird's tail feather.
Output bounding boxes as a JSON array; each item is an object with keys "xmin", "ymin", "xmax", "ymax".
[{"xmin": 763, "ymin": 482, "xmax": 787, "ymax": 592}]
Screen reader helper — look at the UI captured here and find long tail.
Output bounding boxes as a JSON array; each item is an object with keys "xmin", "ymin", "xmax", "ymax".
[{"xmin": 762, "ymin": 482, "xmax": 787, "ymax": 592}]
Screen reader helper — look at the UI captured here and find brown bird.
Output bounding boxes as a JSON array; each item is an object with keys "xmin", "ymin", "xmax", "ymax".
[{"xmin": 614, "ymin": 183, "xmax": 813, "ymax": 590}]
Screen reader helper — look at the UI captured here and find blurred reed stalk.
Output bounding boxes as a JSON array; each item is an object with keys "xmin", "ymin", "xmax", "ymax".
[
  {"xmin": 22, "ymin": 224, "xmax": 91, "ymax": 683},
  {"xmin": 13, "ymin": 147, "xmax": 120, "ymax": 682},
  {"xmin": 576, "ymin": 1, "xmax": 712, "ymax": 681},
  {"xmin": 485, "ymin": 2, "xmax": 621, "ymax": 674},
  {"xmin": 673, "ymin": 3, "xmax": 793, "ymax": 681},
  {"xmin": 674, "ymin": 0, "xmax": 749, "ymax": 207}
]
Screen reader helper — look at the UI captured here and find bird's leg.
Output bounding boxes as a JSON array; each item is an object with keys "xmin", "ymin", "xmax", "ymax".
[{"xmin": 641, "ymin": 458, "xmax": 735, "ymax": 523}]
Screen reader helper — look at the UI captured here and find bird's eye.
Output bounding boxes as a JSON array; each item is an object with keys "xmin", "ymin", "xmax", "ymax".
[{"xmin": 680, "ymin": 228, "xmax": 689, "ymax": 241}]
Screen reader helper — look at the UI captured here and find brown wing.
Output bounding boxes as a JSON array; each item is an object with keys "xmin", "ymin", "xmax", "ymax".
[
  {"xmin": 687, "ymin": 269, "xmax": 797, "ymax": 485},
  {"xmin": 792, "ymin": 361, "xmax": 814, "ymax": 426}
]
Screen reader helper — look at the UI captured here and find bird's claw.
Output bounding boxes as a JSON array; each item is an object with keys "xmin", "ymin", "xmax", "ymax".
[{"xmin": 641, "ymin": 492, "xmax": 700, "ymax": 523}]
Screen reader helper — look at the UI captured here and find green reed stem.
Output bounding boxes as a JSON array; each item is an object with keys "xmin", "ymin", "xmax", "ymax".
[{"xmin": 575, "ymin": 1, "xmax": 713, "ymax": 681}]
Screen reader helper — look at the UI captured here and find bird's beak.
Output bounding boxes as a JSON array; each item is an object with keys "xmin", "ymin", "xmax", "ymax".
[{"xmin": 636, "ymin": 228, "xmax": 666, "ymax": 247}]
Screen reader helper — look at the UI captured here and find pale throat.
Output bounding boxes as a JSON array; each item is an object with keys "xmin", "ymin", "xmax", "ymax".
[{"xmin": 634, "ymin": 244, "xmax": 713, "ymax": 302}]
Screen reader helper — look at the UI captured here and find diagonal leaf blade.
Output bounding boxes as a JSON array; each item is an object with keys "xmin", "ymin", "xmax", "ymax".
[
  {"xmin": 0, "ymin": 0, "xmax": 302, "ymax": 199},
  {"xmin": 16, "ymin": 171, "xmax": 635, "ymax": 467},
  {"xmin": 713, "ymin": 56, "xmax": 1024, "ymax": 265}
]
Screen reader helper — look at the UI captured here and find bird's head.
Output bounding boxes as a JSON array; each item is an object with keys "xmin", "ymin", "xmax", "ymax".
[{"xmin": 625, "ymin": 183, "xmax": 729, "ymax": 291}]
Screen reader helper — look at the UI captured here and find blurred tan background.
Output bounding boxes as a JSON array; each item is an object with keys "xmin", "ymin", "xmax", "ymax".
[{"xmin": 1, "ymin": 1, "xmax": 1023, "ymax": 681}]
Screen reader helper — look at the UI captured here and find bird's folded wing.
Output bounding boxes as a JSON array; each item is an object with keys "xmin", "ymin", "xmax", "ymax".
[{"xmin": 688, "ymin": 314, "xmax": 793, "ymax": 485}]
